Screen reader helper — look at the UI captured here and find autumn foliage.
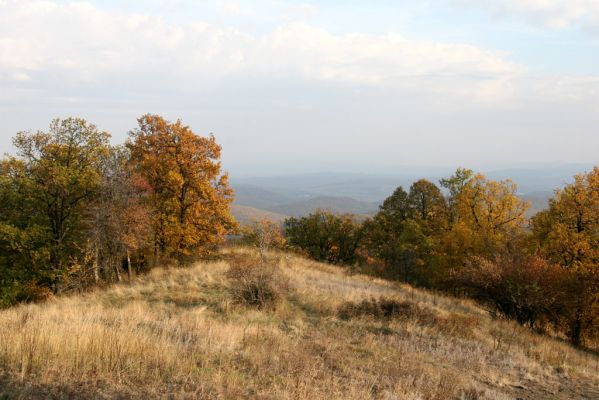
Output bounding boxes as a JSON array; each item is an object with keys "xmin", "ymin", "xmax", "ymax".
[
  {"xmin": 128, "ymin": 115, "xmax": 236, "ymax": 262},
  {"xmin": 1, "ymin": 115, "xmax": 598, "ymax": 349},
  {"xmin": 0, "ymin": 116, "xmax": 235, "ymax": 306},
  {"xmin": 286, "ymin": 167, "xmax": 598, "ymax": 347},
  {"xmin": 531, "ymin": 167, "xmax": 599, "ymax": 345}
]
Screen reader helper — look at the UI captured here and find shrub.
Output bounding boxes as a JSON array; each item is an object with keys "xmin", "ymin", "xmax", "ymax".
[
  {"xmin": 452, "ymin": 254, "xmax": 568, "ymax": 328},
  {"xmin": 337, "ymin": 297, "xmax": 436, "ymax": 323},
  {"xmin": 239, "ymin": 219, "xmax": 286, "ymax": 258},
  {"xmin": 226, "ymin": 255, "xmax": 288, "ymax": 309}
]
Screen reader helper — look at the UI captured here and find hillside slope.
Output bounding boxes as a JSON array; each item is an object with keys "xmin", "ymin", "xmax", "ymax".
[
  {"xmin": 231, "ymin": 204, "xmax": 288, "ymax": 225},
  {"xmin": 267, "ymin": 196, "xmax": 378, "ymax": 217},
  {"xmin": 1, "ymin": 248, "xmax": 598, "ymax": 399}
]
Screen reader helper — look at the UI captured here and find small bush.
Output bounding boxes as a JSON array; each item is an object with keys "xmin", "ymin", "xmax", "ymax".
[
  {"xmin": 338, "ymin": 297, "xmax": 436, "ymax": 322},
  {"xmin": 436, "ymin": 313, "xmax": 479, "ymax": 339},
  {"xmin": 226, "ymin": 255, "xmax": 288, "ymax": 309}
]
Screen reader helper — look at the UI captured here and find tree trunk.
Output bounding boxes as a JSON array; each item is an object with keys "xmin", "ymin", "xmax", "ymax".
[
  {"xmin": 153, "ymin": 237, "xmax": 160, "ymax": 268},
  {"xmin": 126, "ymin": 249, "xmax": 133, "ymax": 283},
  {"xmin": 571, "ymin": 311, "xmax": 583, "ymax": 347},
  {"xmin": 93, "ymin": 244, "xmax": 100, "ymax": 284},
  {"xmin": 114, "ymin": 259, "xmax": 122, "ymax": 282}
]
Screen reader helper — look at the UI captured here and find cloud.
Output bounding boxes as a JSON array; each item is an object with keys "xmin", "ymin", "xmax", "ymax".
[
  {"xmin": 10, "ymin": 72, "xmax": 31, "ymax": 82},
  {"xmin": 0, "ymin": 0, "xmax": 525, "ymax": 104},
  {"xmin": 455, "ymin": 0, "xmax": 599, "ymax": 31},
  {"xmin": 220, "ymin": 1, "xmax": 241, "ymax": 15}
]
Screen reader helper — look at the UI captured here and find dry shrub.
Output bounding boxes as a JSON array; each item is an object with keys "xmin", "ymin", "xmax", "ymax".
[
  {"xmin": 452, "ymin": 254, "xmax": 568, "ymax": 328},
  {"xmin": 436, "ymin": 313, "xmax": 479, "ymax": 339},
  {"xmin": 226, "ymin": 255, "xmax": 288, "ymax": 309},
  {"xmin": 23, "ymin": 281, "xmax": 53, "ymax": 303},
  {"xmin": 338, "ymin": 297, "xmax": 436, "ymax": 323}
]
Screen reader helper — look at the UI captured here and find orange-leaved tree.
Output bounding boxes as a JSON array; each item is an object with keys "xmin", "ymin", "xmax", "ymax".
[{"xmin": 127, "ymin": 115, "xmax": 236, "ymax": 263}]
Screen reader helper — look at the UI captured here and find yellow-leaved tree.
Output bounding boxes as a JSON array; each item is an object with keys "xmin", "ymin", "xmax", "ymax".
[
  {"xmin": 127, "ymin": 115, "xmax": 237, "ymax": 263},
  {"xmin": 532, "ymin": 167, "xmax": 599, "ymax": 345},
  {"xmin": 441, "ymin": 169, "xmax": 529, "ymax": 265}
]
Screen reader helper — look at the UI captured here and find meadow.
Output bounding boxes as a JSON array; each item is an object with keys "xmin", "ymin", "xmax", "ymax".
[{"xmin": 1, "ymin": 247, "xmax": 597, "ymax": 399}]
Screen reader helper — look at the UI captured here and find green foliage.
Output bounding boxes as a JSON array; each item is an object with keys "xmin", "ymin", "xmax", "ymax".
[
  {"xmin": 0, "ymin": 115, "xmax": 235, "ymax": 307},
  {"xmin": 0, "ymin": 118, "xmax": 110, "ymax": 300},
  {"xmin": 359, "ymin": 179, "xmax": 446, "ymax": 285},
  {"xmin": 0, "ymin": 223, "xmax": 52, "ymax": 307},
  {"xmin": 284, "ymin": 210, "xmax": 361, "ymax": 265}
]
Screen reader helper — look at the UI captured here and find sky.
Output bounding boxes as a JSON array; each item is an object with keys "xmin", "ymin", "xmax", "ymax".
[{"xmin": 1, "ymin": 0, "xmax": 598, "ymax": 176}]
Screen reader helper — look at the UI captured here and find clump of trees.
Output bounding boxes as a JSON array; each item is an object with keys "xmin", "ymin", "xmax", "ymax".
[
  {"xmin": 360, "ymin": 179, "xmax": 447, "ymax": 285},
  {"xmin": 0, "ymin": 115, "xmax": 235, "ymax": 307},
  {"xmin": 284, "ymin": 167, "xmax": 599, "ymax": 347},
  {"xmin": 284, "ymin": 210, "xmax": 361, "ymax": 265}
]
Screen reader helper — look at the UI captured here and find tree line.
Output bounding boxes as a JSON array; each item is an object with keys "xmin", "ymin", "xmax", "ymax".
[
  {"xmin": 2, "ymin": 115, "xmax": 597, "ymax": 348},
  {"xmin": 280, "ymin": 168, "xmax": 599, "ymax": 347},
  {"xmin": 0, "ymin": 116, "xmax": 236, "ymax": 306}
]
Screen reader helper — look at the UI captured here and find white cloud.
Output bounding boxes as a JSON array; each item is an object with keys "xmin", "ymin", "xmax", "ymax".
[
  {"xmin": 535, "ymin": 75, "xmax": 599, "ymax": 105},
  {"xmin": 220, "ymin": 1, "xmax": 241, "ymax": 15},
  {"xmin": 0, "ymin": 0, "xmax": 524, "ymax": 103},
  {"xmin": 1, "ymin": 1, "xmax": 598, "ymax": 170},
  {"xmin": 455, "ymin": 0, "xmax": 599, "ymax": 31},
  {"xmin": 10, "ymin": 72, "xmax": 31, "ymax": 81}
]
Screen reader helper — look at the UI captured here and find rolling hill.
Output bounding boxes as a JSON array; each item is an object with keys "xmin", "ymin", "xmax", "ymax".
[
  {"xmin": 232, "ymin": 184, "xmax": 300, "ymax": 210},
  {"xmin": 267, "ymin": 196, "xmax": 378, "ymax": 217},
  {"xmin": 1, "ymin": 247, "xmax": 598, "ymax": 399},
  {"xmin": 231, "ymin": 204, "xmax": 288, "ymax": 225},
  {"xmin": 231, "ymin": 165, "xmax": 595, "ymax": 220}
]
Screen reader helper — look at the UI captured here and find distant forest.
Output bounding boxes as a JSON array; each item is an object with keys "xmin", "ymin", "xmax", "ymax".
[{"xmin": 1, "ymin": 116, "xmax": 597, "ymax": 348}]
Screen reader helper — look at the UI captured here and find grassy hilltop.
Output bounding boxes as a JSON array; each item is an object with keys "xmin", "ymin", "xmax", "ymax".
[{"xmin": 1, "ymin": 247, "xmax": 598, "ymax": 399}]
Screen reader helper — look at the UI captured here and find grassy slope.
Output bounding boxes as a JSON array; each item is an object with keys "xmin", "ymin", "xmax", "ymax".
[{"xmin": 1, "ymin": 247, "xmax": 598, "ymax": 399}]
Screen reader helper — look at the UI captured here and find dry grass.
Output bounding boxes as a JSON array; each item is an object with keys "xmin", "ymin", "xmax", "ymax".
[
  {"xmin": 226, "ymin": 253, "xmax": 289, "ymax": 309},
  {"xmin": 0, "ymin": 246, "xmax": 598, "ymax": 399}
]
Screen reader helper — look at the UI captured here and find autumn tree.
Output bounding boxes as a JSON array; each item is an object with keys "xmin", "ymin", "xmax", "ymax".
[
  {"xmin": 439, "ymin": 167, "xmax": 474, "ymax": 223},
  {"xmin": 128, "ymin": 115, "xmax": 236, "ymax": 263},
  {"xmin": 86, "ymin": 146, "xmax": 151, "ymax": 283},
  {"xmin": 532, "ymin": 167, "xmax": 599, "ymax": 345},
  {"xmin": 440, "ymin": 170, "xmax": 529, "ymax": 266}
]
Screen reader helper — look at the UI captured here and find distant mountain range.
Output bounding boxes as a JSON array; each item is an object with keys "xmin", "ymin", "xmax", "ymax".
[
  {"xmin": 267, "ymin": 196, "xmax": 378, "ymax": 218},
  {"xmin": 230, "ymin": 164, "xmax": 596, "ymax": 224}
]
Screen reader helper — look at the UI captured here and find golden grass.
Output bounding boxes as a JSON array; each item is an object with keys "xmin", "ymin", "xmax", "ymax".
[{"xmin": 0, "ymin": 246, "xmax": 598, "ymax": 399}]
